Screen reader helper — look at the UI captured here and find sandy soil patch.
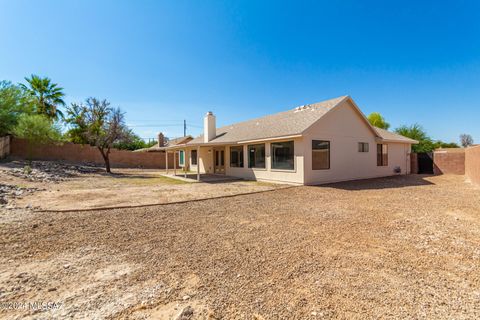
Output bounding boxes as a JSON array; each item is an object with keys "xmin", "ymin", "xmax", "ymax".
[
  {"xmin": 0, "ymin": 161, "xmax": 285, "ymax": 211},
  {"xmin": 0, "ymin": 174, "xmax": 479, "ymax": 319}
]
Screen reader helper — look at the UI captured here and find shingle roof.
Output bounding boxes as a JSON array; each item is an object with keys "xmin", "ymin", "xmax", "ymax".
[
  {"xmin": 187, "ymin": 96, "xmax": 348, "ymax": 145},
  {"xmin": 134, "ymin": 136, "xmax": 193, "ymax": 152},
  {"xmin": 374, "ymin": 127, "xmax": 418, "ymax": 144},
  {"xmin": 176, "ymin": 96, "xmax": 417, "ymax": 147}
]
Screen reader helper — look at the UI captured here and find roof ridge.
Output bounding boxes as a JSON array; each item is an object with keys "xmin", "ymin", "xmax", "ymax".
[{"xmin": 208, "ymin": 95, "xmax": 348, "ymax": 135}]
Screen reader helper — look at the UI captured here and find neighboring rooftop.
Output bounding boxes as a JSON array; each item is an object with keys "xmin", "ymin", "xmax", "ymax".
[{"xmin": 134, "ymin": 136, "xmax": 193, "ymax": 152}]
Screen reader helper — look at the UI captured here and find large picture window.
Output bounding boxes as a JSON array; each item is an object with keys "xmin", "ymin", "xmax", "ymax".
[
  {"xmin": 248, "ymin": 144, "xmax": 266, "ymax": 169},
  {"xmin": 377, "ymin": 144, "xmax": 388, "ymax": 166},
  {"xmin": 230, "ymin": 146, "xmax": 244, "ymax": 167},
  {"xmin": 271, "ymin": 141, "xmax": 294, "ymax": 170},
  {"xmin": 191, "ymin": 150, "xmax": 198, "ymax": 165},
  {"xmin": 312, "ymin": 140, "xmax": 330, "ymax": 170}
]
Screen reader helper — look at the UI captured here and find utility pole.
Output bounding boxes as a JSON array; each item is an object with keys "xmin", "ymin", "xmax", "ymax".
[{"xmin": 184, "ymin": 119, "xmax": 186, "ymax": 137}]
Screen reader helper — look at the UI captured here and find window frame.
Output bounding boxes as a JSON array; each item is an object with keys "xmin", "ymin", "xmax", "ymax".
[
  {"xmin": 271, "ymin": 140, "xmax": 295, "ymax": 171},
  {"xmin": 312, "ymin": 140, "xmax": 330, "ymax": 170},
  {"xmin": 358, "ymin": 142, "xmax": 369, "ymax": 153},
  {"xmin": 377, "ymin": 144, "xmax": 388, "ymax": 166},
  {"xmin": 247, "ymin": 143, "xmax": 266, "ymax": 169},
  {"xmin": 178, "ymin": 150, "xmax": 185, "ymax": 166},
  {"xmin": 229, "ymin": 146, "xmax": 244, "ymax": 168}
]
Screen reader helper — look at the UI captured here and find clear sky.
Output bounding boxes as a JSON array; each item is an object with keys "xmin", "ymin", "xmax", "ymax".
[{"xmin": 1, "ymin": 0, "xmax": 479, "ymax": 143}]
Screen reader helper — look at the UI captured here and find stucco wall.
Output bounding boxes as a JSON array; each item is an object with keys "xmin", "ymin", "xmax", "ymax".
[
  {"xmin": 302, "ymin": 100, "xmax": 411, "ymax": 185},
  {"xmin": 433, "ymin": 149, "xmax": 465, "ymax": 175},
  {"xmin": 224, "ymin": 138, "xmax": 305, "ymax": 184},
  {"xmin": 465, "ymin": 145, "xmax": 480, "ymax": 186},
  {"xmin": 10, "ymin": 138, "xmax": 175, "ymax": 169},
  {"xmin": 183, "ymin": 146, "xmax": 214, "ymax": 174},
  {"xmin": 177, "ymin": 100, "xmax": 412, "ymax": 185}
]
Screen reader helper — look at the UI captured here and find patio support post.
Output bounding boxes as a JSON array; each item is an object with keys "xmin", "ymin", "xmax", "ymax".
[
  {"xmin": 197, "ymin": 146, "xmax": 200, "ymax": 181},
  {"xmin": 173, "ymin": 150, "xmax": 177, "ymax": 176},
  {"xmin": 165, "ymin": 151, "xmax": 169, "ymax": 174}
]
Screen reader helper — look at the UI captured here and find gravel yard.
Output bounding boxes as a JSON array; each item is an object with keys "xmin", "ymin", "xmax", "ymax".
[
  {"xmin": 1, "ymin": 174, "xmax": 480, "ymax": 319},
  {"xmin": 0, "ymin": 161, "xmax": 284, "ymax": 211}
]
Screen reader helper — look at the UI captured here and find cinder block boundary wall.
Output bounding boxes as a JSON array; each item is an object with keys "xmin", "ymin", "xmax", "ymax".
[
  {"xmin": 9, "ymin": 138, "xmax": 175, "ymax": 169},
  {"xmin": 466, "ymin": 145, "xmax": 480, "ymax": 186},
  {"xmin": 433, "ymin": 148, "xmax": 465, "ymax": 175}
]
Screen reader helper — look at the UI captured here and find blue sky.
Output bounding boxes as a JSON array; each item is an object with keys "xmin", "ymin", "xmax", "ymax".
[{"xmin": 1, "ymin": 0, "xmax": 479, "ymax": 143}]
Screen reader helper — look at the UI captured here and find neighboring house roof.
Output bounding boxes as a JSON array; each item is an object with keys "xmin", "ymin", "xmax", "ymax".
[
  {"xmin": 167, "ymin": 136, "xmax": 193, "ymax": 146},
  {"xmin": 170, "ymin": 96, "xmax": 417, "ymax": 147},
  {"xmin": 134, "ymin": 136, "xmax": 193, "ymax": 152}
]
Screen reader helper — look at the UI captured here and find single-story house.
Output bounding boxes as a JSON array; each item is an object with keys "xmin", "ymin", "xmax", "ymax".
[{"xmin": 164, "ymin": 96, "xmax": 418, "ymax": 185}]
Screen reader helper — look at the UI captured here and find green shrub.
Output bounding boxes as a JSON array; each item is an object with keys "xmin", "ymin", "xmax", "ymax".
[{"xmin": 13, "ymin": 114, "xmax": 63, "ymax": 144}]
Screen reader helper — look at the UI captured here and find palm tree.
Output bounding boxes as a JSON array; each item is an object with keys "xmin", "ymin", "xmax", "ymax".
[
  {"xmin": 367, "ymin": 112, "xmax": 390, "ymax": 129},
  {"xmin": 20, "ymin": 75, "xmax": 66, "ymax": 121}
]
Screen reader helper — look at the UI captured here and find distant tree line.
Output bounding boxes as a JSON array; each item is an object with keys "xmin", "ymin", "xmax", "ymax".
[
  {"xmin": 0, "ymin": 75, "xmax": 156, "ymax": 172},
  {"xmin": 366, "ymin": 112, "xmax": 473, "ymax": 153}
]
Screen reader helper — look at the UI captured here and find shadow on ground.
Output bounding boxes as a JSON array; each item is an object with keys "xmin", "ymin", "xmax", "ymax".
[{"xmin": 322, "ymin": 174, "xmax": 435, "ymax": 190}]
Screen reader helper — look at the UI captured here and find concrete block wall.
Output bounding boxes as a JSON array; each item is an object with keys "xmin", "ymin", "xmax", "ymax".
[
  {"xmin": 433, "ymin": 149, "xmax": 465, "ymax": 175},
  {"xmin": 9, "ymin": 138, "xmax": 176, "ymax": 169}
]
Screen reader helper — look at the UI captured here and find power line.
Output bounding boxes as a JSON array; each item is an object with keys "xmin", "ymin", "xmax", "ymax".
[{"xmin": 128, "ymin": 120, "xmax": 204, "ymax": 136}]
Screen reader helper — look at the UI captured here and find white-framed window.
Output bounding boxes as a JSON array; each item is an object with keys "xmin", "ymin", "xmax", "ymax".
[
  {"xmin": 178, "ymin": 150, "xmax": 185, "ymax": 166},
  {"xmin": 191, "ymin": 150, "xmax": 198, "ymax": 165},
  {"xmin": 248, "ymin": 144, "xmax": 266, "ymax": 168},
  {"xmin": 230, "ymin": 146, "xmax": 244, "ymax": 167},
  {"xmin": 377, "ymin": 144, "xmax": 388, "ymax": 166},
  {"xmin": 358, "ymin": 142, "xmax": 369, "ymax": 152},
  {"xmin": 312, "ymin": 140, "xmax": 330, "ymax": 170},
  {"xmin": 271, "ymin": 141, "xmax": 294, "ymax": 170}
]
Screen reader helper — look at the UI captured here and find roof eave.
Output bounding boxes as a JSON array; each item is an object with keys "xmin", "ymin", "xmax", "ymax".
[{"xmin": 376, "ymin": 137, "xmax": 419, "ymax": 144}]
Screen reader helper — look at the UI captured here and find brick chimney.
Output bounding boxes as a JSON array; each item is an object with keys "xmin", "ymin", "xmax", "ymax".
[
  {"xmin": 203, "ymin": 111, "xmax": 216, "ymax": 143},
  {"xmin": 157, "ymin": 132, "xmax": 165, "ymax": 147}
]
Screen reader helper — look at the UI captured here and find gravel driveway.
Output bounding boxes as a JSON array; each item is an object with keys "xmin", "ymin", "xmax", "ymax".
[{"xmin": 1, "ymin": 174, "xmax": 479, "ymax": 319}]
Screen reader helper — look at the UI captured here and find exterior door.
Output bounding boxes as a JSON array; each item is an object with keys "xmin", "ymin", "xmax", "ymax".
[{"xmin": 214, "ymin": 148, "xmax": 225, "ymax": 174}]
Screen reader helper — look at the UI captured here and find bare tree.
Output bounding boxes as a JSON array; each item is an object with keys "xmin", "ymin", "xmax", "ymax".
[
  {"xmin": 66, "ymin": 98, "xmax": 129, "ymax": 173},
  {"xmin": 460, "ymin": 134, "xmax": 474, "ymax": 148}
]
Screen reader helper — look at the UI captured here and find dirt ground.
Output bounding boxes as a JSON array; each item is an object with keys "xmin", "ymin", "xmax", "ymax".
[
  {"xmin": 1, "ymin": 174, "xmax": 480, "ymax": 319},
  {"xmin": 0, "ymin": 161, "xmax": 284, "ymax": 211}
]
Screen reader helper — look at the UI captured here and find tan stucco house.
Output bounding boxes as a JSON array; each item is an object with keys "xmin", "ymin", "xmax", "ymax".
[{"xmin": 164, "ymin": 96, "xmax": 418, "ymax": 185}]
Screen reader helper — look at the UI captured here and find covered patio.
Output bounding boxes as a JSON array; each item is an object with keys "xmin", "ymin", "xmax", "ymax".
[{"xmin": 164, "ymin": 144, "xmax": 227, "ymax": 182}]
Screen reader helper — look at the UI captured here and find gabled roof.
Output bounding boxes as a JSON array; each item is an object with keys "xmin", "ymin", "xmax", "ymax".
[
  {"xmin": 171, "ymin": 96, "xmax": 417, "ymax": 147},
  {"xmin": 187, "ymin": 96, "xmax": 348, "ymax": 145}
]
